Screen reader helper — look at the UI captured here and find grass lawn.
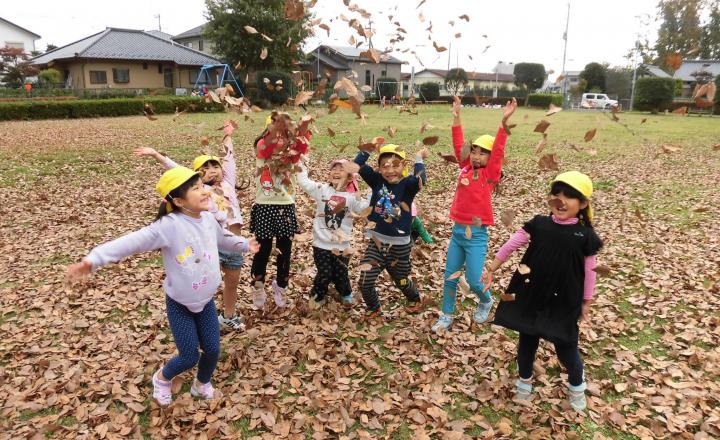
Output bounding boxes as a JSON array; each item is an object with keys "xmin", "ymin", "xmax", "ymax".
[{"xmin": 0, "ymin": 104, "xmax": 718, "ymax": 439}]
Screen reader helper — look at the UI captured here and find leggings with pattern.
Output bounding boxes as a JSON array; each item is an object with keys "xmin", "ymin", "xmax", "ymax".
[
  {"xmin": 311, "ymin": 246, "xmax": 352, "ymax": 301},
  {"xmin": 358, "ymin": 240, "xmax": 420, "ymax": 311}
]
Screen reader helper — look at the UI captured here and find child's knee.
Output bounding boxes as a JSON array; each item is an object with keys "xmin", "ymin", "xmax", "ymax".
[
  {"xmin": 202, "ymin": 345, "xmax": 220, "ymax": 361},
  {"xmin": 179, "ymin": 349, "xmax": 201, "ymax": 369}
]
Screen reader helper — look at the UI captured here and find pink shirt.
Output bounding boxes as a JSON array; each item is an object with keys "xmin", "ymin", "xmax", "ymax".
[{"xmin": 495, "ymin": 215, "xmax": 598, "ymax": 300}]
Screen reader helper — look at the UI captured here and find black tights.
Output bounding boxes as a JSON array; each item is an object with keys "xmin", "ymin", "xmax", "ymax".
[
  {"xmin": 250, "ymin": 237, "xmax": 292, "ymax": 288},
  {"xmin": 517, "ymin": 333, "xmax": 584, "ymax": 386}
]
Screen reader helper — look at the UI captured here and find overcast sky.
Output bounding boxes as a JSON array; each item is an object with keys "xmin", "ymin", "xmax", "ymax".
[{"xmin": 4, "ymin": 0, "xmax": 663, "ymax": 78}]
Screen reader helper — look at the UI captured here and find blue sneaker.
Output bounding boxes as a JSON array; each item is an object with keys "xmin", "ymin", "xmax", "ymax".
[
  {"xmin": 473, "ymin": 298, "xmax": 494, "ymax": 324},
  {"xmin": 340, "ymin": 294, "xmax": 353, "ymax": 305},
  {"xmin": 431, "ymin": 314, "xmax": 453, "ymax": 333}
]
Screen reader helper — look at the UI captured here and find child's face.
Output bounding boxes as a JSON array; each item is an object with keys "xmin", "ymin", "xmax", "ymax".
[
  {"xmin": 548, "ymin": 192, "xmax": 588, "ymax": 221},
  {"xmin": 176, "ymin": 179, "xmax": 210, "ymax": 213},
  {"xmin": 329, "ymin": 164, "xmax": 345, "ymax": 184},
  {"xmin": 379, "ymin": 154, "xmax": 405, "ymax": 183},
  {"xmin": 470, "ymin": 146, "xmax": 490, "ymax": 168},
  {"xmin": 200, "ymin": 162, "xmax": 223, "ymax": 185}
]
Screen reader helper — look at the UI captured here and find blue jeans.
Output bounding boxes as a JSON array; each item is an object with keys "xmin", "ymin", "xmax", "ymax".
[
  {"xmin": 162, "ymin": 296, "xmax": 221, "ymax": 384},
  {"xmin": 218, "ymin": 249, "xmax": 244, "ymax": 270},
  {"xmin": 441, "ymin": 223, "xmax": 491, "ymax": 315}
]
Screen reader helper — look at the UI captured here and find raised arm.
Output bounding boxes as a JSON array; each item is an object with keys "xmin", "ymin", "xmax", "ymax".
[
  {"xmin": 221, "ymin": 121, "xmax": 237, "ymax": 186},
  {"xmin": 354, "ymin": 151, "xmax": 382, "ymax": 188},
  {"xmin": 450, "ymin": 96, "xmax": 469, "ymax": 169},
  {"xmin": 296, "ymin": 160, "xmax": 323, "ymax": 200},
  {"xmin": 483, "ymin": 126, "xmax": 508, "ymax": 183},
  {"xmin": 134, "ymin": 147, "xmax": 179, "ymax": 169}
]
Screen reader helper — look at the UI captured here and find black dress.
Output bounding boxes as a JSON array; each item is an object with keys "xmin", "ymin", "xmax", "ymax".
[{"xmin": 493, "ymin": 215, "xmax": 602, "ymax": 344}]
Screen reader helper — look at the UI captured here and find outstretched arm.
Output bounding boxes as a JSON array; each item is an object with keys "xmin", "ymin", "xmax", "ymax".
[
  {"xmin": 221, "ymin": 121, "xmax": 237, "ymax": 186},
  {"xmin": 480, "ymin": 229, "xmax": 530, "ymax": 293},
  {"xmin": 134, "ymin": 147, "xmax": 179, "ymax": 169},
  {"xmin": 354, "ymin": 151, "xmax": 382, "ymax": 188}
]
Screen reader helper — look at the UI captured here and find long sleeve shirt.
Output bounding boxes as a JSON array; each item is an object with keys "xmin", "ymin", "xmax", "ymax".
[
  {"xmin": 449, "ymin": 125, "xmax": 507, "ymax": 226},
  {"xmin": 296, "ymin": 170, "xmax": 370, "ymax": 251},
  {"xmin": 494, "ymin": 216, "xmax": 598, "ymax": 300},
  {"xmin": 86, "ymin": 212, "xmax": 249, "ymax": 312},
  {"xmin": 161, "ymin": 140, "xmax": 242, "ymax": 228},
  {"xmin": 354, "ymin": 151, "xmax": 425, "ymax": 245}
]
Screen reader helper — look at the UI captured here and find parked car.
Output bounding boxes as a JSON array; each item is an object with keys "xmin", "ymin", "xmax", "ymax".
[{"xmin": 580, "ymin": 93, "xmax": 618, "ymax": 109}]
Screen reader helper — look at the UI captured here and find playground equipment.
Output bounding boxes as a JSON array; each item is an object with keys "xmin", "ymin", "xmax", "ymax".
[{"xmin": 192, "ymin": 64, "xmax": 244, "ymax": 97}]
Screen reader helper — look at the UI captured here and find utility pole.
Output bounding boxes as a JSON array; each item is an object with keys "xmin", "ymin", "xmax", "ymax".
[
  {"xmin": 561, "ymin": 2, "xmax": 570, "ymax": 109},
  {"xmin": 447, "ymin": 40, "xmax": 451, "ymax": 71},
  {"xmin": 365, "ymin": 19, "xmax": 374, "ymax": 49},
  {"xmin": 154, "ymin": 14, "xmax": 162, "ymax": 32},
  {"xmin": 629, "ymin": 40, "xmax": 639, "ymax": 111}
]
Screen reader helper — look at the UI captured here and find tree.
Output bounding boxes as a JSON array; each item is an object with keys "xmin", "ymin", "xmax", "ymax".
[
  {"xmin": 38, "ymin": 68, "xmax": 62, "ymax": 88},
  {"xmin": 634, "ymin": 77, "xmax": 675, "ymax": 112},
  {"xmin": 0, "ymin": 47, "xmax": 38, "ymax": 88},
  {"xmin": 45, "ymin": 44, "xmax": 58, "ymax": 52},
  {"xmin": 513, "ymin": 63, "xmax": 545, "ymax": 91},
  {"xmin": 204, "ymin": 0, "xmax": 311, "ymax": 73},
  {"xmin": 700, "ymin": 0, "xmax": 720, "ymax": 59},
  {"xmin": 654, "ymin": 0, "xmax": 703, "ymax": 68},
  {"xmin": 579, "ymin": 63, "xmax": 607, "ymax": 93},
  {"xmin": 419, "ymin": 82, "xmax": 440, "ymax": 102},
  {"xmin": 604, "ymin": 68, "xmax": 632, "ymax": 100},
  {"xmin": 444, "ymin": 68, "xmax": 468, "ymax": 96}
]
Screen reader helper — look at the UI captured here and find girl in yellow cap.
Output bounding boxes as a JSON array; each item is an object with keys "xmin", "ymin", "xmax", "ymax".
[
  {"xmin": 432, "ymin": 95, "xmax": 517, "ymax": 333},
  {"xmin": 481, "ymin": 171, "xmax": 603, "ymax": 412},
  {"xmin": 66, "ymin": 167, "xmax": 258, "ymax": 406},
  {"xmin": 135, "ymin": 121, "xmax": 248, "ymax": 332}
]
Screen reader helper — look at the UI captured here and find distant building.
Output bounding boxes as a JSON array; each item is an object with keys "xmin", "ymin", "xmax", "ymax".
[
  {"xmin": 30, "ymin": 28, "xmax": 221, "ymax": 90},
  {"xmin": 146, "ymin": 30, "xmax": 174, "ymax": 41},
  {"xmin": 301, "ymin": 45, "xmax": 403, "ymax": 92},
  {"xmin": 555, "ymin": 70, "xmax": 581, "ymax": 92},
  {"xmin": 406, "ymin": 68, "xmax": 516, "ymax": 96},
  {"xmin": 0, "ymin": 16, "xmax": 41, "ymax": 52},
  {"xmin": 172, "ymin": 23, "xmax": 216, "ymax": 57},
  {"xmin": 672, "ymin": 60, "xmax": 720, "ymax": 98}
]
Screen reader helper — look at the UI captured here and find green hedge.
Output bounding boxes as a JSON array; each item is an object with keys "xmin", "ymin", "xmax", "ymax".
[
  {"xmin": 526, "ymin": 93, "xmax": 563, "ymax": 107},
  {"xmin": 419, "ymin": 82, "xmax": 440, "ymax": 102},
  {"xmin": 634, "ymin": 77, "xmax": 675, "ymax": 112},
  {"xmin": 0, "ymin": 97, "xmax": 224, "ymax": 121},
  {"xmin": 256, "ymin": 71, "xmax": 291, "ymax": 106}
]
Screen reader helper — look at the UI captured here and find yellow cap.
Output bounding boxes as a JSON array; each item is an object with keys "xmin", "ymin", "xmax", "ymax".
[
  {"xmin": 472, "ymin": 135, "xmax": 495, "ymax": 151},
  {"xmin": 378, "ymin": 144, "xmax": 406, "ymax": 160},
  {"xmin": 191, "ymin": 155, "xmax": 221, "ymax": 171},
  {"xmin": 155, "ymin": 167, "xmax": 199, "ymax": 212},
  {"xmin": 553, "ymin": 171, "xmax": 594, "ymax": 222},
  {"xmin": 265, "ymin": 115, "xmax": 273, "ymax": 128}
]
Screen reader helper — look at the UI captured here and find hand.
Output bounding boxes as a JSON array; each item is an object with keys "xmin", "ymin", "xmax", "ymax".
[
  {"xmin": 452, "ymin": 95, "xmax": 462, "ymax": 118},
  {"xmin": 580, "ymin": 301, "xmax": 591, "ymax": 325},
  {"xmin": 480, "ymin": 269, "xmax": 493, "ymax": 294},
  {"xmin": 66, "ymin": 259, "xmax": 92, "ymax": 283},
  {"xmin": 222, "ymin": 120, "xmax": 235, "ymax": 136},
  {"xmin": 248, "ymin": 238, "xmax": 260, "ymax": 254},
  {"xmin": 502, "ymin": 97, "xmax": 517, "ymax": 121},
  {"xmin": 133, "ymin": 147, "xmax": 160, "ymax": 159},
  {"xmin": 417, "ymin": 147, "xmax": 430, "ymax": 159}
]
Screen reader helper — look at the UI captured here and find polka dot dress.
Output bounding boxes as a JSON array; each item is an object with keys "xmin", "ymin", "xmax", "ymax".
[{"xmin": 250, "ymin": 204, "xmax": 299, "ymax": 240}]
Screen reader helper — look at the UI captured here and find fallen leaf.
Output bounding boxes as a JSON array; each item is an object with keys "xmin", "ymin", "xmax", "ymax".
[
  {"xmin": 534, "ymin": 133, "xmax": 548, "ymax": 154},
  {"xmin": 422, "ymin": 135, "xmax": 439, "ymax": 146},
  {"xmin": 538, "ymin": 153, "xmax": 559, "ymax": 171},
  {"xmin": 244, "ymin": 25, "xmax": 258, "ymax": 34},
  {"xmin": 546, "ymin": 103, "xmax": 562, "ymax": 116},
  {"xmin": 438, "ymin": 152, "xmax": 458, "ymax": 163},
  {"xmin": 517, "ymin": 264, "xmax": 531, "ymax": 275},
  {"xmin": 534, "ymin": 120, "xmax": 550, "ymax": 133},
  {"xmin": 592, "ymin": 265, "xmax": 611, "ymax": 276},
  {"xmin": 584, "ymin": 128, "xmax": 597, "ymax": 142},
  {"xmin": 500, "ymin": 209, "xmax": 515, "ymax": 227}
]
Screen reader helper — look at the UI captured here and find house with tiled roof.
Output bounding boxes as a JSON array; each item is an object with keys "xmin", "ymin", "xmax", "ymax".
[
  {"xmin": 412, "ymin": 68, "xmax": 517, "ymax": 95},
  {"xmin": 1, "ymin": 16, "xmax": 40, "ymax": 52},
  {"xmin": 30, "ymin": 28, "xmax": 221, "ymax": 90},
  {"xmin": 300, "ymin": 45, "xmax": 404, "ymax": 91},
  {"xmin": 673, "ymin": 60, "xmax": 720, "ymax": 97},
  {"xmin": 172, "ymin": 23, "xmax": 216, "ymax": 57}
]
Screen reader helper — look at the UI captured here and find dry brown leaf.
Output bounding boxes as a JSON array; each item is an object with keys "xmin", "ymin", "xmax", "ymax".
[
  {"xmin": 546, "ymin": 103, "xmax": 562, "ymax": 116},
  {"xmin": 517, "ymin": 264, "xmax": 531, "ymax": 275},
  {"xmin": 584, "ymin": 128, "xmax": 597, "ymax": 142},
  {"xmin": 244, "ymin": 25, "xmax": 258, "ymax": 34},
  {"xmin": 422, "ymin": 135, "xmax": 439, "ymax": 146},
  {"xmin": 500, "ymin": 209, "xmax": 515, "ymax": 227},
  {"xmin": 535, "ymin": 133, "xmax": 548, "ymax": 154},
  {"xmin": 534, "ymin": 120, "xmax": 550, "ymax": 133},
  {"xmin": 538, "ymin": 153, "xmax": 559, "ymax": 171}
]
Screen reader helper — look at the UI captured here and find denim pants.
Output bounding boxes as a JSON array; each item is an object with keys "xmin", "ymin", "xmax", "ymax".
[{"xmin": 441, "ymin": 222, "xmax": 491, "ymax": 315}]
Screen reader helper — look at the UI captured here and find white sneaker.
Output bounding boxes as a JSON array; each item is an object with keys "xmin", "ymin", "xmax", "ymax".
[
  {"xmin": 271, "ymin": 280, "xmax": 287, "ymax": 308},
  {"xmin": 190, "ymin": 379, "xmax": 217, "ymax": 400},
  {"xmin": 252, "ymin": 282, "xmax": 266, "ymax": 310},
  {"xmin": 431, "ymin": 314, "xmax": 453, "ymax": 333},
  {"xmin": 218, "ymin": 314, "xmax": 245, "ymax": 332},
  {"xmin": 152, "ymin": 370, "xmax": 172, "ymax": 406},
  {"xmin": 568, "ymin": 382, "xmax": 587, "ymax": 411}
]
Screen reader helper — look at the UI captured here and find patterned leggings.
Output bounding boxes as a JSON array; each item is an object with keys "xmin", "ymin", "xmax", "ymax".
[
  {"xmin": 162, "ymin": 296, "xmax": 220, "ymax": 384},
  {"xmin": 311, "ymin": 247, "xmax": 352, "ymax": 301},
  {"xmin": 358, "ymin": 241, "xmax": 420, "ymax": 311}
]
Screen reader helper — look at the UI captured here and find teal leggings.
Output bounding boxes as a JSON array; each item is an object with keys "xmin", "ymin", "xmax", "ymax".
[{"xmin": 441, "ymin": 222, "xmax": 491, "ymax": 315}]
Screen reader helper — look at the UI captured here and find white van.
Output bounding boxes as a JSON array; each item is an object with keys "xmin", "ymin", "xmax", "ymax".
[{"xmin": 581, "ymin": 93, "xmax": 618, "ymax": 109}]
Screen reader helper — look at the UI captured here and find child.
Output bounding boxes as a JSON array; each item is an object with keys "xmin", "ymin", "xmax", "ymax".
[
  {"xmin": 482, "ymin": 171, "xmax": 603, "ymax": 411},
  {"xmin": 66, "ymin": 167, "xmax": 258, "ymax": 405},
  {"xmin": 409, "ymin": 169, "xmax": 433, "ymax": 244},
  {"xmin": 134, "ymin": 121, "xmax": 246, "ymax": 332},
  {"xmin": 431, "ymin": 96, "xmax": 516, "ymax": 332},
  {"xmin": 296, "ymin": 158, "xmax": 369, "ymax": 307},
  {"xmin": 250, "ymin": 112, "xmax": 312, "ymax": 309},
  {"xmin": 353, "ymin": 144, "xmax": 429, "ymax": 315}
]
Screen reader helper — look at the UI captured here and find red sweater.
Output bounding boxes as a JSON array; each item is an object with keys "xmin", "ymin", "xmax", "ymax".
[
  {"xmin": 449, "ymin": 125, "xmax": 507, "ymax": 226},
  {"xmin": 256, "ymin": 131, "xmax": 311, "ymax": 164}
]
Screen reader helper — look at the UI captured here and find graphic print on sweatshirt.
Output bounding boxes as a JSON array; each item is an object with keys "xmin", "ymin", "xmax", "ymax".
[
  {"xmin": 260, "ymin": 166, "xmax": 275, "ymax": 196},
  {"xmin": 374, "ymin": 185, "xmax": 401, "ymax": 222},
  {"xmin": 174, "ymin": 233, "xmax": 214, "ymax": 290},
  {"xmin": 323, "ymin": 195, "xmax": 348, "ymax": 230}
]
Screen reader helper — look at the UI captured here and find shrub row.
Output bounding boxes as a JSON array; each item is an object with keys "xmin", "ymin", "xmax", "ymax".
[
  {"xmin": 0, "ymin": 97, "xmax": 224, "ymax": 121},
  {"xmin": 526, "ymin": 93, "xmax": 563, "ymax": 107}
]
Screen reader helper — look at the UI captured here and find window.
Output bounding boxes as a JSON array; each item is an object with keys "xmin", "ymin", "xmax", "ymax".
[
  {"xmin": 381, "ymin": 70, "xmax": 387, "ymax": 77},
  {"xmin": 4, "ymin": 41, "xmax": 24, "ymax": 49},
  {"xmin": 89, "ymin": 70, "xmax": 107, "ymax": 84},
  {"xmin": 198, "ymin": 39, "xmax": 203, "ymax": 51},
  {"xmin": 189, "ymin": 69, "xmax": 200, "ymax": 84},
  {"xmin": 112, "ymin": 68, "xmax": 130, "ymax": 83},
  {"xmin": 158, "ymin": 64, "xmax": 163, "ymax": 74},
  {"xmin": 365, "ymin": 70, "xmax": 371, "ymax": 86},
  {"xmin": 186, "ymin": 42, "xmax": 193, "ymax": 49},
  {"xmin": 143, "ymin": 63, "xmax": 148, "ymax": 70}
]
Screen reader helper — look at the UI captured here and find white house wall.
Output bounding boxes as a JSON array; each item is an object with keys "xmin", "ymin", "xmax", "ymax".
[{"xmin": 0, "ymin": 20, "xmax": 38, "ymax": 52}]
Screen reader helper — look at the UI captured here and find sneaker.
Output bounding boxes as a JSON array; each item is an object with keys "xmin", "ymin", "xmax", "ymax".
[
  {"xmin": 340, "ymin": 294, "xmax": 353, "ymax": 305},
  {"xmin": 252, "ymin": 282, "xmax": 266, "ymax": 310},
  {"xmin": 218, "ymin": 314, "xmax": 245, "ymax": 332},
  {"xmin": 473, "ymin": 297, "xmax": 494, "ymax": 324},
  {"xmin": 431, "ymin": 314, "xmax": 453, "ymax": 333},
  {"xmin": 190, "ymin": 379, "xmax": 217, "ymax": 400},
  {"xmin": 309, "ymin": 295, "xmax": 326, "ymax": 310},
  {"xmin": 514, "ymin": 378, "xmax": 533, "ymax": 401},
  {"xmin": 152, "ymin": 370, "xmax": 172, "ymax": 406},
  {"xmin": 568, "ymin": 382, "xmax": 587, "ymax": 412},
  {"xmin": 404, "ymin": 297, "xmax": 428, "ymax": 314},
  {"xmin": 271, "ymin": 280, "xmax": 287, "ymax": 308}
]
